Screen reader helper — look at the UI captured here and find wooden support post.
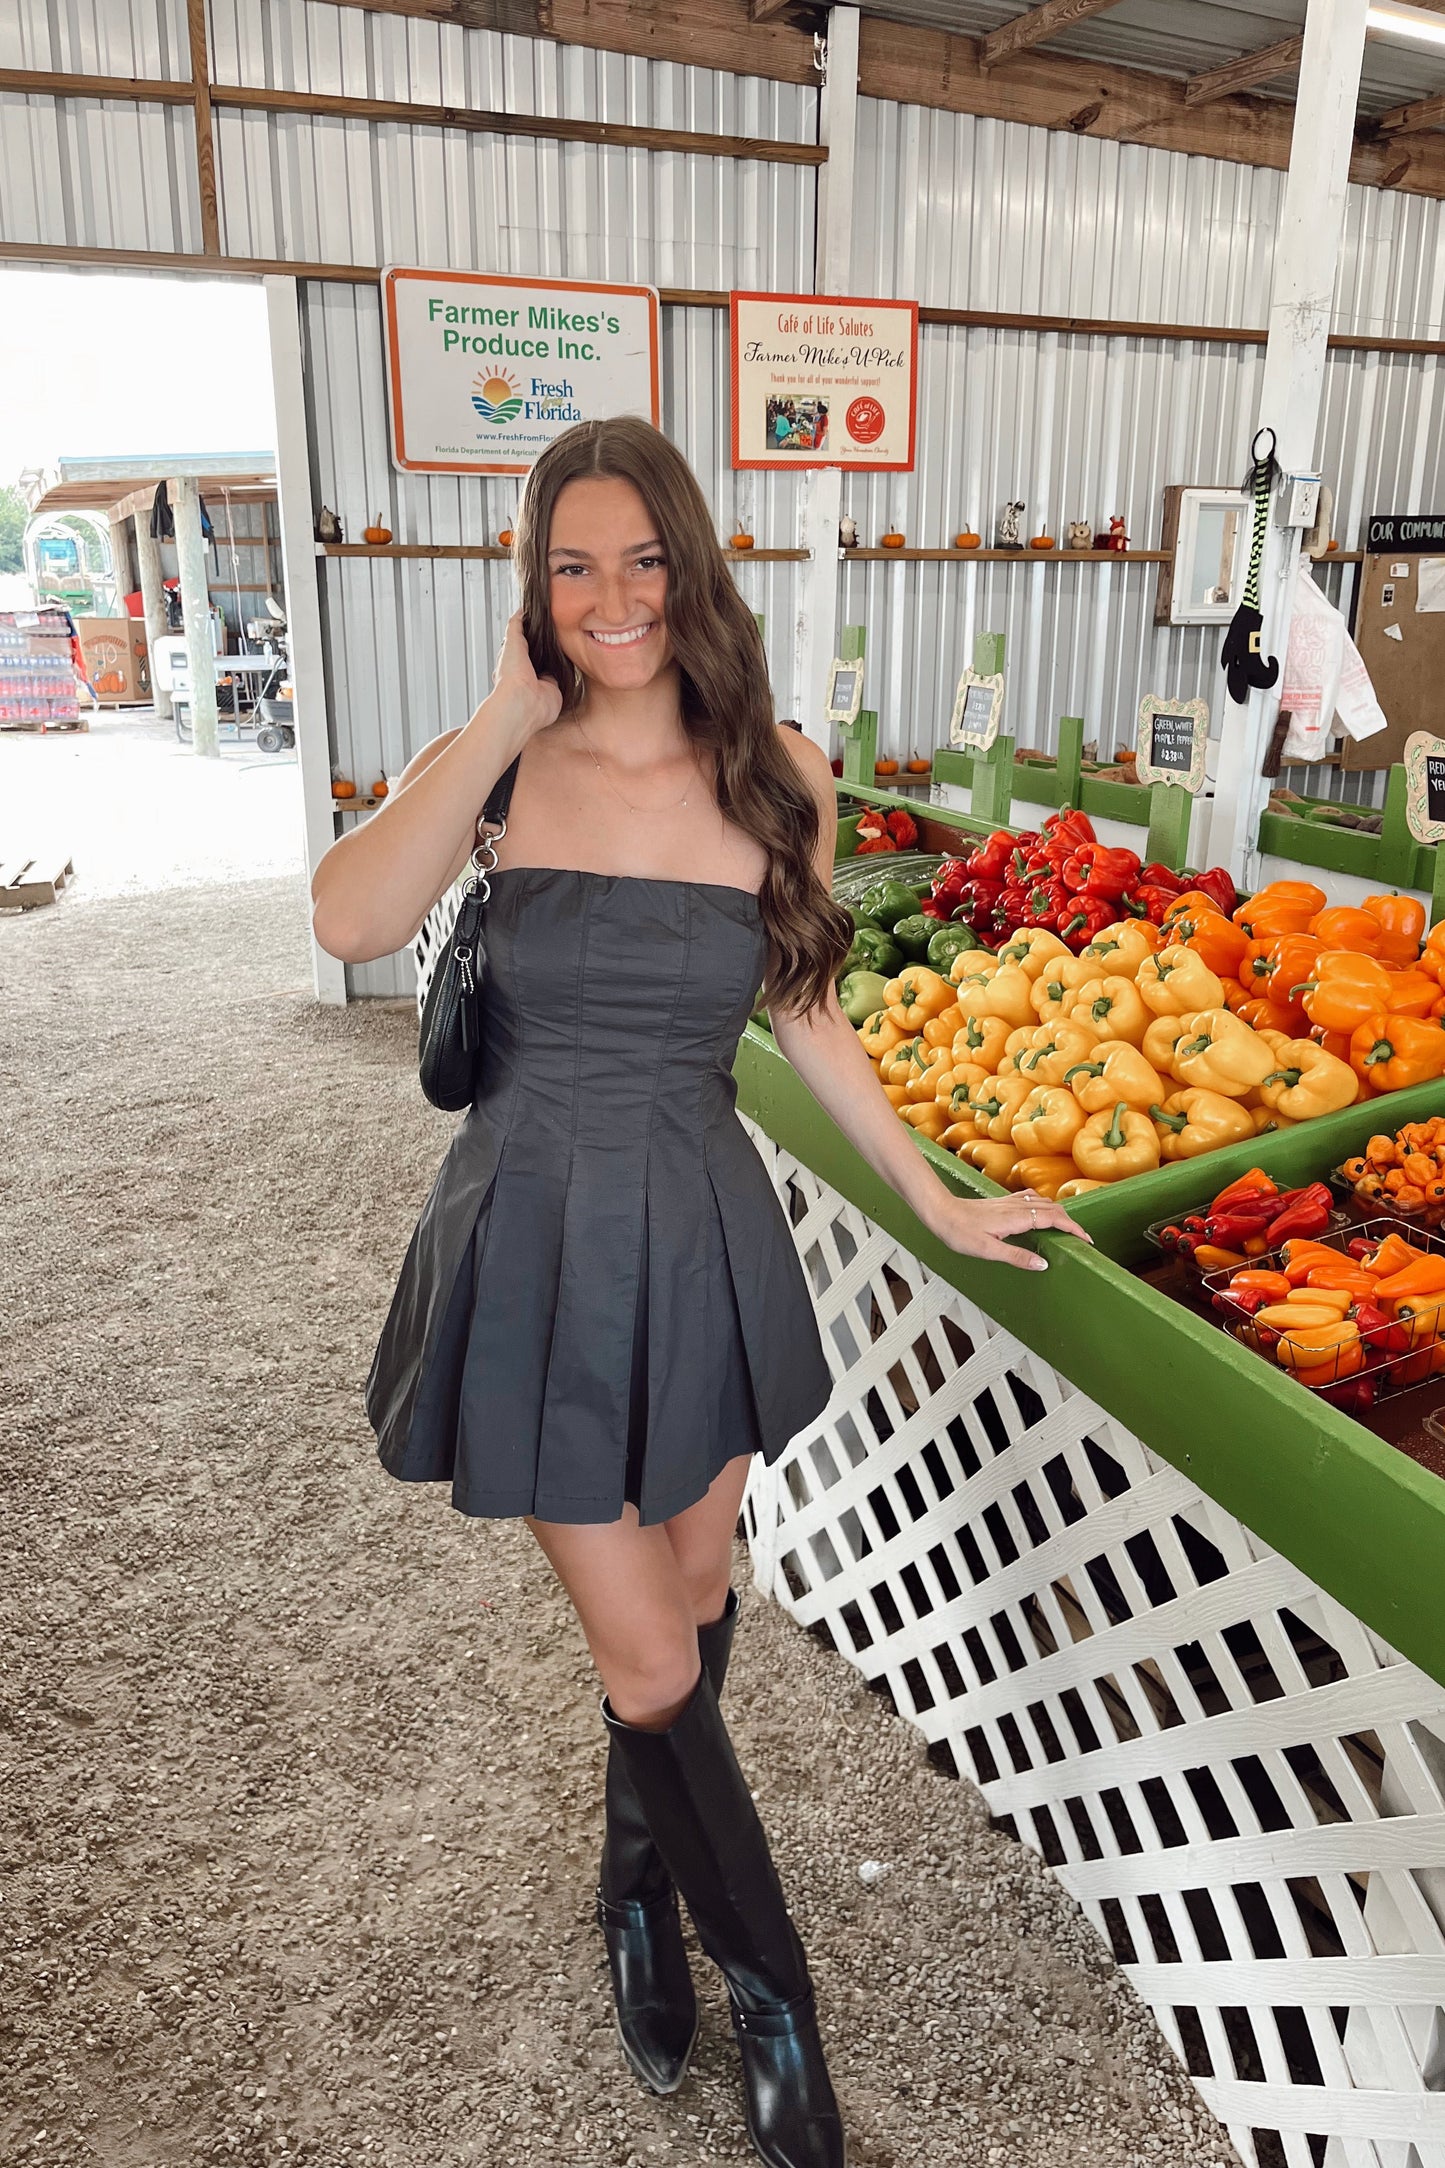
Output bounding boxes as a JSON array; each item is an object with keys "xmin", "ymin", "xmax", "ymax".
[
  {"xmin": 1056, "ymin": 715, "xmax": 1084, "ymax": 807},
  {"xmin": 133, "ymin": 514, "xmax": 172, "ymax": 719},
  {"xmin": 1379, "ymin": 762, "xmax": 1417, "ymax": 889},
  {"xmin": 968, "ymin": 632, "xmax": 1013, "ymax": 828},
  {"xmin": 1206, "ymin": 0, "xmax": 1371, "ymax": 885},
  {"xmin": 1145, "ymin": 782, "xmax": 1193, "ymax": 872},
  {"xmin": 173, "ymin": 476, "xmax": 218, "ymax": 759}
]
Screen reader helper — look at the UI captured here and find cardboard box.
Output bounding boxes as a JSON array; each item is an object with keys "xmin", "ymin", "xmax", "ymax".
[{"xmin": 74, "ymin": 616, "xmax": 150, "ymax": 704}]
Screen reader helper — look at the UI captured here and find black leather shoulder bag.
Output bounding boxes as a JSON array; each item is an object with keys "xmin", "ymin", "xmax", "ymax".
[{"xmin": 417, "ymin": 754, "xmax": 520, "ymax": 1111}]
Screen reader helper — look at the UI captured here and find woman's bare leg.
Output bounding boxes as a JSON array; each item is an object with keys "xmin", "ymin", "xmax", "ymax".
[{"xmin": 526, "ymin": 1453, "xmax": 754, "ymax": 1729}]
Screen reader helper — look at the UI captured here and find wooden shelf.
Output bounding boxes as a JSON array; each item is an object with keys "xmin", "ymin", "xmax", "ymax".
[
  {"xmin": 332, "ymin": 795, "xmax": 385, "ymax": 812},
  {"xmin": 318, "ymin": 543, "xmax": 809, "ymax": 561},
  {"xmin": 843, "ymin": 546, "xmax": 1172, "ymax": 563}
]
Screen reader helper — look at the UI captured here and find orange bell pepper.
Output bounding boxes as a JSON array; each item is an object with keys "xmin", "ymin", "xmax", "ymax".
[
  {"xmin": 1232, "ymin": 882, "xmax": 1327, "ymax": 942},
  {"xmin": 1280, "ymin": 1239, "xmax": 1349, "ymax": 1287},
  {"xmin": 1297, "ymin": 952, "xmax": 1395, "ymax": 1036},
  {"xmin": 1362, "ymin": 892, "xmax": 1426, "ymax": 967},
  {"xmin": 1307, "ymin": 905, "xmax": 1383, "ymax": 955},
  {"xmin": 1237, "ymin": 998, "xmax": 1299, "ymax": 1036},
  {"xmin": 1374, "ymin": 1255, "xmax": 1445, "ymax": 1302},
  {"xmin": 1348, "ymin": 1013, "xmax": 1445, "ymax": 1094},
  {"xmin": 1161, "ymin": 890, "xmax": 1227, "ymax": 932},
  {"xmin": 1178, "ymin": 913, "xmax": 1250, "ymax": 980},
  {"xmin": 1420, "ymin": 923, "xmax": 1445, "ymax": 986},
  {"xmin": 1362, "ymin": 1231, "xmax": 1427, "ymax": 1277},
  {"xmin": 1377, "ymin": 970, "xmax": 1441, "ymax": 1020},
  {"xmin": 1229, "ymin": 1269, "xmax": 1292, "ymax": 1300}
]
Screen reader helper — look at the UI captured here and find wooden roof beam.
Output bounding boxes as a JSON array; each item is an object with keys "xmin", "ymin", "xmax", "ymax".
[
  {"xmin": 1183, "ymin": 34, "xmax": 1304, "ymax": 109},
  {"xmin": 980, "ymin": 0, "xmax": 1126, "ymax": 71},
  {"xmin": 1371, "ymin": 87, "xmax": 1445, "ymax": 136}
]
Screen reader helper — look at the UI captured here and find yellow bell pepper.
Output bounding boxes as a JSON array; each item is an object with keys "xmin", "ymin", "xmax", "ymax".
[
  {"xmin": 904, "ymin": 1044, "xmax": 954, "ymax": 1101},
  {"xmin": 859, "ymin": 1010, "xmax": 906, "ymax": 1059},
  {"xmin": 952, "ymin": 1012, "xmax": 1012, "ymax": 1073},
  {"xmin": 955, "ymin": 961, "xmax": 1037, "ymax": 1032},
  {"xmin": 921, "ymin": 1001, "xmax": 965, "ymax": 1048},
  {"xmin": 1072, "ymin": 1100, "xmax": 1162, "ymax": 1181},
  {"xmin": 1141, "ymin": 1012, "xmax": 1198, "ymax": 1075},
  {"xmin": 899, "ymin": 1100, "xmax": 951, "ymax": 1140},
  {"xmin": 881, "ymin": 1082, "xmax": 909, "ymax": 1108},
  {"xmin": 885, "ymin": 966, "xmax": 956, "ymax": 1030},
  {"xmin": 1137, "ymin": 946, "xmax": 1227, "ymax": 1016},
  {"xmin": 1255, "ymin": 1038, "xmax": 1358, "ymax": 1121},
  {"xmin": 1069, "ymin": 974, "xmax": 1151, "ymax": 1047},
  {"xmin": 998, "ymin": 1023, "xmax": 1044, "ymax": 1071},
  {"xmin": 995, "ymin": 927, "xmax": 1071, "ymax": 980},
  {"xmin": 955, "ymin": 1138, "xmax": 1019, "ymax": 1183},
  {"xmin": 1056, "ymin": 1177, "xmax": 1106, "ymax": 1200},
  {"xmin": 1007, "ymin": 1154, "xmax": 1079, "ymax": 1200},
  {"xmin": 1029, "ymin": 959, "xmax": 1088, "ymax": 1028},
  {"xmin": 1075, "ymin": 920, "xmax": 1159, "ymax": 980},
  {"xmin": 1251, "ymin": 1104, "xmax": 1298, "ymax": 1133},
  {"xmin": 936, "ymin": 1068, "xmax": 990, "ymax": 1121},
  {"xmin": 1062, "ymin": 1040, "xmax": 1166, "ymax": 1114},
  {"xmin": 1012, "ymin": 1019, "xmax": 1102, "ymax": 1087},
  {"xmin": 948, "ymin": 949, "xmax": 999, "ymax": 989},
  {"xmin": 1011, "ymin": 1085, "xmax": 1087, "ymax": 1157},
  {"xmin": 966, "ymin": 1071, "xmax": 1033, "ymax": 1141},
  {"xmin": 1150, "ymin": 1088, "xmax": 1256, "ymax": 1160},
  {"xmin": 1170, "ymin": 1009, "xmax": 1276, "ymax": 1097},
  {"xmin": 878, "ymin": 1035, "xmax": 929, "ymax": 1085}
]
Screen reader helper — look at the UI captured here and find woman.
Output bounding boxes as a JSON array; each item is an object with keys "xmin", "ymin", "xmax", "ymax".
[{"xmin": 311, "ymin": 417, "xmax": 1085, "ymax": 2168}]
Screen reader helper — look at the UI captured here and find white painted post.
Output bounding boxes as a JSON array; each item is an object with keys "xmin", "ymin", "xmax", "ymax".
[
  {"xmin": 264, "ymin": 275, "xmax": 347, "ymax": 1005},
  {"xmin": 1206, "ymin": 0, "xmax": 1371, "ymax": 884},
  {"xmin": 133, "ymin": 514, "xmax": 173, "ymax": 720},
  {"xmin": 793, "ymin": 5, "xmax": 859, "ymax": 747},
  {"xmin": 174, "ymin": 478, "xmax": 219, "ymax": 761}
]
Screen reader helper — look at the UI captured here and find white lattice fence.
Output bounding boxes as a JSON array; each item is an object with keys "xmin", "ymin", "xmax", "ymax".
[{"xmin": 739, "ymin": 1120, "xmax": 1445, "ymax": 2168}]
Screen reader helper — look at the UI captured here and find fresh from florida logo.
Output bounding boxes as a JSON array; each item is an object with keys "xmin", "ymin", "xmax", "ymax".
[{"xmin": 472, "ymin": 371, "xmax": 523, "ymax": 424}]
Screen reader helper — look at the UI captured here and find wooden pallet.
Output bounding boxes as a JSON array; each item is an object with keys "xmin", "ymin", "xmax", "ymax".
[{"xmin": 0, "ymin": 852, "xmax": 75, "ymax": 909}]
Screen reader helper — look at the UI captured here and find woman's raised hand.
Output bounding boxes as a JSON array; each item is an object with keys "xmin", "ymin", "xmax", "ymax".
[{"xmin": 490, "ymin": 610, "xmax": 563, "ymax": 737}]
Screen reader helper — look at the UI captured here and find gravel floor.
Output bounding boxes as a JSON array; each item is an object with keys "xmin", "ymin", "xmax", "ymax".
[{"xmin": 0, "ymin": 865, "xmax": 1237, "ymax": 2168}]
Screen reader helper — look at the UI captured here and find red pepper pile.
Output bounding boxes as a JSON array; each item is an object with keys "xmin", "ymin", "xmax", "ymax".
[
  {"xmin": 921, "ymin": 809, "xmax": 1236, "ymax": 947},
  {"xmin": 853, "ymin": 806, "xmax": 919, "ymax": 855},
  {"xmin": 1160, "ymin": 1176, "xmax": 1334, "ymax": 1268}
]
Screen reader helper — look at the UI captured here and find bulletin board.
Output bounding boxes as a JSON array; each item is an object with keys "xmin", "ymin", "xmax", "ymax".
[{"xmin": 1341, "ymin": 542, "xmax": 1445, "ymax": 771}]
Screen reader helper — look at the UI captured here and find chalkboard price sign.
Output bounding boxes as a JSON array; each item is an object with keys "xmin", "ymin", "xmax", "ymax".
[
  {"xmin": 1403, "ymin": 731, "xmax": 1445, "ymax": 845},
  {"xmin": 949, "ymin": 667, "xmax": 1005, "ymax": 751},
  {"xmin": 1134, "ymin": 695, "xmax": 1208, "ymax": 792},
  {"xmin": 824, "ymin": 656, "xmax": 865, "ymax": 725}
]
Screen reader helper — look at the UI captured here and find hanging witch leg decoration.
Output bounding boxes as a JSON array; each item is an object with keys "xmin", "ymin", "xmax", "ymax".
[{"xmin": 1220, "ymin": 427, "xmax": 1282, "ymax": 705}]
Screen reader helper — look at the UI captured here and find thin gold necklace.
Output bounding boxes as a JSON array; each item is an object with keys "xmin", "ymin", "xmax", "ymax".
[{"xmin": 573, "ymin": 714, "xmax": 700, "ymax": 815}]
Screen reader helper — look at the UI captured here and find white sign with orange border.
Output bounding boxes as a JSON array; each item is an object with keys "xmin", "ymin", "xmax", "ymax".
[
  {"xmin": 730, "ymin": 292, "xmax": 918, "ymax": 471},
  {"xmin": 381, "ymin": 267, "xmax": 660, "ymax": 475}
]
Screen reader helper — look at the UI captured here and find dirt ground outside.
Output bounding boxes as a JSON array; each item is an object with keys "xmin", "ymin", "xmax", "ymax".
[{"xmin": 0, "ymin": 718, "xmax": 1236, "ymax": 2167}]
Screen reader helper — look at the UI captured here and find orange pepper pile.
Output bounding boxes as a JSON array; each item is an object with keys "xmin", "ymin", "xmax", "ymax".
[
  {"xmin": 1217, "ymin": 1223, "xmax": 1445, "ymax": 1412},
  {"xmin": 1339, "ymin": 1118, "xmax": 1445, "ymax": 1222}
]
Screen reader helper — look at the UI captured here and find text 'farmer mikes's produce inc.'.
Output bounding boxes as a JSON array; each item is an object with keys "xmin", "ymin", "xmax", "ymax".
[{"xmin": 381, "ymin": 268, "xmax": 661, "ymax": 475}]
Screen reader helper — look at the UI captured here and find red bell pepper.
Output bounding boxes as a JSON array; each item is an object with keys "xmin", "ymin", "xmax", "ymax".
[
  {"xmin": 1057, "ymin": 895, "xmax": 1117, "ymax": 951},
  {"xmin": 1316, "ymin": 1376, "xmax": 1376, "ymax": 1415},
  {"xmin": 1264, "ymin": 1184, "xmax": 1334, "ymax": 1245},
  {"xmin": 966, "ymin": 830, "xmax": 1016, "ymax": 881},
  {"xmin": 1043, "ymin": 807, "xmax": 1096, "ymax": 851},
  {"xmin": 1126, "ymin": 884, "xmax": 1182, "ymax": 925},
  {"xmin": 1138, "ymin": 862, "xmax": 1189, "ymax": 896},
  {"xmin": 1352, "ymin": 1301, "xmax": 1412, "ymax": 1357},
  {"xmin": 1190, "ymin": 866, "xmax": 1238, "ymax": 918}
]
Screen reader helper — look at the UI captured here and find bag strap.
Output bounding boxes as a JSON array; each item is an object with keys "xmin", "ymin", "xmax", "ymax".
[{"xmin": 478, "ymin": 753, "xmax": 520, "ymax": 836}]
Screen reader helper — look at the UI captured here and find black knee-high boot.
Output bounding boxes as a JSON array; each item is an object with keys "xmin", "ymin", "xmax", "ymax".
[
  {"xmin": 602, "ymin": 1670, "xmax": 845, "ymax": 2168},
  {"xmin": 596, "ymin": 1586, "xmax": 740, "ymax": 2093}
]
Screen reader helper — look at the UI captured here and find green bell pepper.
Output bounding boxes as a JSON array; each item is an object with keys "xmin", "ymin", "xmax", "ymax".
[
  {"xmin": 890, "ymin": 913, "xmax": 939, "ymax": 962},
  {"xmin": 836, "ymin": 969, "xmax": 891, "ymax": 1026},
  {"xmin": 926, "ymin": 923, "xmax": 983, "ymax": 971},
  {"xmin": 857, "ymin": 878, "xmax": 923, "ymax": 931},
  {"xmin": 847, "ymin": 904, "xmax": 886, "ymax": 932},
  {"xmin": 843, "ymin": 924, "xmax": 902, "ymax": 976}
]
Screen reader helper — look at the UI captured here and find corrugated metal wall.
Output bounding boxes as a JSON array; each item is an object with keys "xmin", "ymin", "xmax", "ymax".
[
  {"xmin": 9, "ymin": 1, "xmax": 1445, "ymax": 981},
  {"xmin": 845, "ymin": 99, "xmax": 1445, "ymax": 794}
]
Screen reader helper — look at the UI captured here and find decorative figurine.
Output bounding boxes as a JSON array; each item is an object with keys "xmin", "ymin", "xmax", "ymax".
[
  {"xmin": 996, "ymin": 500, "xmax": 1026, "ymax": 549},
  {"xmin": 314, "ymin": 504, "xmax": 344, "ymax": 544},
  {"xmin": 1066, "ymin": 520, "xmax": 1092, "ymax": 551},
  {"xmin": 839, "ymin": 514, "xmax": 859, "ymax": 549},
  {"xmin": 1107, "ymin": 513, "xmax": 1128, "ymax": 552}
]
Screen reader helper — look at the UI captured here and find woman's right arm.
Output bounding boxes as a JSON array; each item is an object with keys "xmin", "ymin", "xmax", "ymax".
[{"xmin": 311, "ymin": 613, "xmax": 561, "ymax": 964}]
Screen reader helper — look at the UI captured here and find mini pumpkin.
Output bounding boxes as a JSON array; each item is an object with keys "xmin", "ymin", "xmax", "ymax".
[
  {"xmin": 874, "ymin": 758, "xmax": 900, "ymax": 776},
  {"xmin": 905, "ymin": 755, "xmax": 930, "ymax": 775},
  {"xmin": 1029, "ymin": 533, "xmax": 1056, "ymax": 550},
  {"xmin": 371, "ymin": 778, "xmax": 389, "ymax": 799},
  {"xmin": 331, "ymin": 776, "xmax": 357, "ymax": 801},
  {"xmin": 954, "ymin": 531, "xmax": 982, "ymax": 549},
  {"xmin": 880, "ymin": 531, "xmax": 906, "ymax": 549},
  {"xmin": 363, "ymin": 515, "xmax": 393, "ymax": 545},
  {"xmin": 730, "ymin": 531, "xmax": 755, "ymax": 550},
  {"xmin": 498, "ymin": 528, "xmax": 515, "ymax": 547}
]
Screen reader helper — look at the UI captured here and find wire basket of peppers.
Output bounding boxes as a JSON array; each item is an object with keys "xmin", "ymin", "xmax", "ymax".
[
  {"xmin": 1150, "ymin": 1167, "xmax": 1346, "ymax": 1275},
  {"xmin": 1335, "ymin": 1117, "xmax": 1445, "ymax": 1227},
  {"xmin": 1201, "ymin": 1218, "xmax": 1445, "ymax": 1414}
]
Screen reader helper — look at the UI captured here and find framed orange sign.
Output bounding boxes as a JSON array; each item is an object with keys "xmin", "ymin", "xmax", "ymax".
[
  {"xmin": 381, "ymin": 267, "xmax": 660, "ymax": 475},
  {"xmin": 730, "ymin": 292, "xmax": 918, "ymax": 471}
]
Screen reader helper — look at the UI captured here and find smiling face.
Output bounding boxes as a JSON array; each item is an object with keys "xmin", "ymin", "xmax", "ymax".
[{"xmin": 546, "ymin": 475, "xmax": 675, "ymax": 696}]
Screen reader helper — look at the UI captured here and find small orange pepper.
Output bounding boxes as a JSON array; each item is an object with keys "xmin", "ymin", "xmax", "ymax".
[
  {"xmin": 1362, "ymin": 892, "xmax": 1426, "ymax": 966},
  {"xmin": 1308, "ymin": 905, "xmax": 1384, "ymax": 955}
]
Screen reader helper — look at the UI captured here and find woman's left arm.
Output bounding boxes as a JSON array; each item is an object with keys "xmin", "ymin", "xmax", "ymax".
[{"xmin": 768, "ymin": 734, "xmax": 1091, "ymax": 1273}]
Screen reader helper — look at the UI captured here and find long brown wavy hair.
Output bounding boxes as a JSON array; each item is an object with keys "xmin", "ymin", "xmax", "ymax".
[{"xmin": 511, "ymin": 417, "xmax": 852, "ymax": 1017}]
